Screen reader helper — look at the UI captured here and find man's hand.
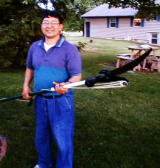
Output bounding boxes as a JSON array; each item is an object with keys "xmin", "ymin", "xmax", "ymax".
[
  {"xmin": 22, "ymin": 68, "xmax": 33, "ymax": 99},
  {"xmin": 22, "ymin": 86, "xmax": 32, "ymax": 99},
  {"xmin": 53, "ymin": 82, "xmax": 69, "ymax": 95}
]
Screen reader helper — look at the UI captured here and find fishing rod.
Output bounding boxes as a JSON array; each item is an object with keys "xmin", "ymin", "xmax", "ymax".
[{"xmin": 0, "ymin": 74, "xmax": 128, "ymax": 103}]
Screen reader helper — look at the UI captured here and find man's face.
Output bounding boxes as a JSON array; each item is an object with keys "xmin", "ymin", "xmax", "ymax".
[{"xmin": 41, "ymin": 16, "xmax": 63, "ymax": 39}]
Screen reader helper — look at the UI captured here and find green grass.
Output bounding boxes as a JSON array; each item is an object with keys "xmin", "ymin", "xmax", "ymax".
[{"xmin": 0, "ymin": 37, "xmax": 160, "ymax": 168}]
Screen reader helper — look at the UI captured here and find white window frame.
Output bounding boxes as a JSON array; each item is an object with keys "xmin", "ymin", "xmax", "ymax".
[
  {"xmin": 151, "ymin": 33, "xmax": 158, "ymax": 44},
  {"xmin": 110, "ymin": 18, "xmax": 116, "ymax": 27}
]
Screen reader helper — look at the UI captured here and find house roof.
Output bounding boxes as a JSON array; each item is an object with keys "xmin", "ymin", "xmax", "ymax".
[{"xmin": 81, "ymin": 4, "xmax": 138, "ymax": 18}]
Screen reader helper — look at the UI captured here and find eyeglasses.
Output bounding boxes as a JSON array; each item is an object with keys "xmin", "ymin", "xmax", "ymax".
[{"xmin": 42, "ymin": 21, "xmax": 60, "ymax": 26}]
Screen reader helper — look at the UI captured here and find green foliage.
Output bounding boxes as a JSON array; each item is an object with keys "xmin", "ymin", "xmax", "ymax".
[
  {"xmin": 62, "ymin": 0, "xmax": 96, "ymax": 31},
  {"xmin": 103, "ymin": 0, "xmax": 160, "ymax": 19},
  {"xmin": 0, "ymin": 0, "xmax": 43, "ymax": 68},
  {"xmin": 76, "ymin": 41, "xmax": 86, "ymax": 52}
]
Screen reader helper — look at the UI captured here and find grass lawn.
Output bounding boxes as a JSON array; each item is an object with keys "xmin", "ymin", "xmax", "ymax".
[{"xmin": 0, "ymin": 37, "xmax": 160, "ymax": 168}]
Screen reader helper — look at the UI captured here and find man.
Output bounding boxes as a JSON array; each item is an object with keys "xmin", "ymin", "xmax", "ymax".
[{"xmin": 22, "ymin": 10, "xmax": 82, "ymax": 168}]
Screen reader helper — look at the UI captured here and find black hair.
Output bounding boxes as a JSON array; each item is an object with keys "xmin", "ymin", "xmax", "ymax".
[{"xmin": 42, "ymin": 10, "xmax": 63, "ymax": 24}]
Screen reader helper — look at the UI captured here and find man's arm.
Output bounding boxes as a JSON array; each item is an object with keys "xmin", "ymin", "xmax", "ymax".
[
  {"xmin": 22, "ymin": 68, "xmax": 34, "ymax": 99},
  {"xmin": 67, "ymin": 75, "xmax": 82, "ymax": 83}
]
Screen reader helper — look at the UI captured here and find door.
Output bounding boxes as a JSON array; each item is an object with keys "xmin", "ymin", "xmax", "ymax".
[{"xmin": 86, "ymin": 22, "xmax": 90, "ymax": 37}]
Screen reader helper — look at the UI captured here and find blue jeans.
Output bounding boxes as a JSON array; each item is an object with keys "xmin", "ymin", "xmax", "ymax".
[{"xmin": 34, "ymin": 92, "xmax": 74, "ymax": 168}]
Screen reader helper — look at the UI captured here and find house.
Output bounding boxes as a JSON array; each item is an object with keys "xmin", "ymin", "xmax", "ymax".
[{"xmin": 81, "ymin": 4, "xmax": 160, "ymax": 45}]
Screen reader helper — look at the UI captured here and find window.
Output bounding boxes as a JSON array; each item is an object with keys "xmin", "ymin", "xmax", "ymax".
[
  {"xmin": 110, "ymin": 18, "xmax": 116, "ymax": 27},
  {"xmin": 134, "ymin": 18, "xmax": 142, "ymax": 26},
  {"xmin": 151, "ymin": 33, "xmax": 158, "ymax": 44},
  {"xmin": 107, "ymin": 17, "xmax": 119, "ymax": 28},
  {"xmin": 130, "ymin": 18, "xmax": 144, "ymax": 27}
]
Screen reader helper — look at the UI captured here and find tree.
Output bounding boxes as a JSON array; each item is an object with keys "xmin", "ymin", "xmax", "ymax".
[
  {"xmin": 0, "ymin": 0, "xmax": 42, "ymax": 67},
  {"xmin": 0, "ymin": 0, "xmax": 83, "ymax": 68},
  {"xmin": 106, "ymin": 0, "xmax": 160, "ymax": 19},
  {"xmin": 63, "ymin": 0, "xmax": 96, "ymax": 31}
]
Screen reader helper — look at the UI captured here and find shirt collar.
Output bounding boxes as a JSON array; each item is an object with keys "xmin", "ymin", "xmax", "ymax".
[{"xmin": 38, "ymin": 35, "xmax": 65, "ymax": 48}]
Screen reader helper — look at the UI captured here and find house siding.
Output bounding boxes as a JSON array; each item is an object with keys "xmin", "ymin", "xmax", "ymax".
[{"xmin": 83, "ymin": 18, "xmax": 160, "ymax": 45}]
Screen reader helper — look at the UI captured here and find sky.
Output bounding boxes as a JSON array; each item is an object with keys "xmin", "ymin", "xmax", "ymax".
[{"xmin": 37, "ymin": 0, "xmax": 54, "ymax": 10}]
